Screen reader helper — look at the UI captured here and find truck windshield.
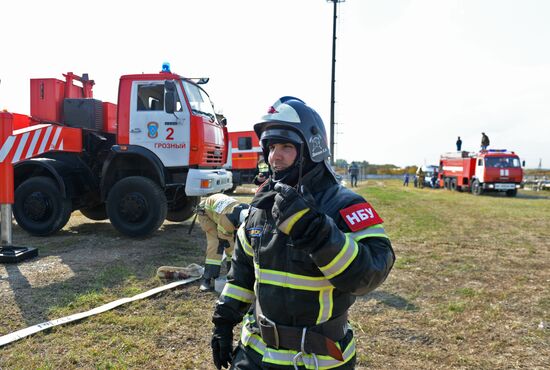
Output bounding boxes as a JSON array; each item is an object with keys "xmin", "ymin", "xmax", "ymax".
[
  {"xmin": 181, "ymin": 80, "xmax": 217, "ymax": 123},
  {"xmin": 485, "ymin": 157, "xmax": 520, "ymax": 168}
]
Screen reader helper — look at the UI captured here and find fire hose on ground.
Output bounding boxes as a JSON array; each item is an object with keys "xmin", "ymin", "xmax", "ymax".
[{"xmin": 0, "ymin": 264, "xmax": 203, "ymax": 348}]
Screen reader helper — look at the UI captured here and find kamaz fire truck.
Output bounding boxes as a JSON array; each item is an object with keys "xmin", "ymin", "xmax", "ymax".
[
  {"xmin": 0, "ymin": 65, "xmax": 232, "ymax": 238},
  {"xmin": 438, "ymin": 149, "xmax": 523, "ymax": 196},
  {"xmin": 223, "ymin": 130, "xmax": 264, "ymax": 191}
]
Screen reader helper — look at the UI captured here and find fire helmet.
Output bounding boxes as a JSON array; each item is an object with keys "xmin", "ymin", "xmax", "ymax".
[
  {"xmin": 254, "ymin": 96, "xmax": 337, "ymax": 182},
  {"xmin": 254, "ymin": 97, "xmax": 331, "ymax": 163}
]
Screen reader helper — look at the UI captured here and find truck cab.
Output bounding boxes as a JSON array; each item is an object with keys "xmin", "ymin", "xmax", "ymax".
[
  {"xmin": 420, "ymin": 165, "xmax": 439, "ymax": 188},
  {"xmin": 116, "ymin": 72, "xmax": 231, "ymax": 196},
  {"xmin": 223, "ymin": 130, "xmax": 262, "ymax": 190},
  {"xmin": 8, "ymin": 67, "xmax": 232, "ymax": 238},
  {"xmin": 472, "ymin": 150, "xmax": 522, "ymax": 196}
]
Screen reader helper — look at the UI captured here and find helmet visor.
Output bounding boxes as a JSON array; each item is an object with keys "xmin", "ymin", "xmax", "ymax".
[{"xmin": 260, "ymin": 128, "xmax": 303, "ymax": 148}]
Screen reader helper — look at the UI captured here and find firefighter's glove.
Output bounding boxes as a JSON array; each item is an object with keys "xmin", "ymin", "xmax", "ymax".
[
  {"xmin": 272, "ymin": 183, "xmax": 325, "ymax": 247},
  {"xmin": 211, "ymin": 324, "xmax": 233, "ymax": 369}
]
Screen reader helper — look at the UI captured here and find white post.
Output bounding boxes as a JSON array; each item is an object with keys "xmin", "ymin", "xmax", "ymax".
[{"xmin": 1, "ymin": 204, "xmax": 13, "ymax": 247}]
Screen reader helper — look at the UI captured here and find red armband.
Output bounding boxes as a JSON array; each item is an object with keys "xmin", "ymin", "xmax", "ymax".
[{"xmin": 339, "ymin": 202, "xmax": 383, "ymax": 231}]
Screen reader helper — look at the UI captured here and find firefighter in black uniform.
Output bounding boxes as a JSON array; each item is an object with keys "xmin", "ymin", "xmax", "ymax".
[{"xmin": 210, "ymin": 97, "xmax": 395, "ymax": 369}]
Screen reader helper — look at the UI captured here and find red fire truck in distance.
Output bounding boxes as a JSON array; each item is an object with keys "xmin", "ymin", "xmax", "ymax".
[
  {"xmin": 223, "ymin": 130, "xmax": 264, "ymax": 191},
  {"xmin": 439, "ymin": 149, "xmax": 523, "ymax": 196},
  {"xmin": 1, "ymin": 66, "xmax": 232, "ymax": 238}
]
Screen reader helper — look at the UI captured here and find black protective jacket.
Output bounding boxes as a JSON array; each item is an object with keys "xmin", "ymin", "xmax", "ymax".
[{"xmin": 213, "ymin": 164, "xmax": 395, "ymax": 369}]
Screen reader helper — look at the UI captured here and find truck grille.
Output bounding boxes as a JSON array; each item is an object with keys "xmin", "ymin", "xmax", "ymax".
[{"xmin": 205, "ymin": 145, "xmax": 223, "ymax": 164}]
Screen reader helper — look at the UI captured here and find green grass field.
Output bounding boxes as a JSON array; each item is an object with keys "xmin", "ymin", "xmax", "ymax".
[{"xmin": 1, "ymin": 180, "xmax": 548, "ymax": 369}]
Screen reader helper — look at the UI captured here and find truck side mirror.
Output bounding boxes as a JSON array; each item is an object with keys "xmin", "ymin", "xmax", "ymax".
[
  {"xmin": 522, "ymin": 160, "xmax": 525, "ymax": 167},
  {"xmin": 164, "ymin": 81, "xmax": 176, "ymax": 114},
  {"xmin": 165, "ymin": 80, "xmax": 175, "ymax": 91},
  {"xmin": 165, "ymin": 91, "xmax": 175, "ymax": 113}
]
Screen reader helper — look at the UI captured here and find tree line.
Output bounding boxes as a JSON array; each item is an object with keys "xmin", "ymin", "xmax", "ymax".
[{"xmin": 334, "ymin": 159, "xmax": 418, "ymax": 175}]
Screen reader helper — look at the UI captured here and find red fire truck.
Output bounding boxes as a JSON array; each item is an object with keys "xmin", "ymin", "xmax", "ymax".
[
  {"xmin": 223, "ymin": 130, "xmax": 264, "ymax": 191},
  {"xmin": 0, "ymin": 66, "xmax": 232, "ymax": 238},
  {"xmin": 438, "ymin": 149, "xmax": 523, "ymax": 196}
]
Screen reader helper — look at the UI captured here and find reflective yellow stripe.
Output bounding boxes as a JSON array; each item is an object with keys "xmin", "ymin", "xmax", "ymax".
[
  {"xmin": 278, "ymin": 208, "xmax": 310, "ymax": 234},
  {"xmin": 240, "ymin": 315, "xmax": 356, "ymax": 369},
  {"xmin": 237, "ymin": 224, "xmax": 254, "ymax": 257},
  {"xmin": 221, "ymin": 283, "xmax": 255, "ymax": 303},
  {"xmin": 317, "ymin": 287, "xmax": 334, "ymax": 324},
  {"xmin": 217, "ymin": 225, "xmax": 232, "ymax": 235},
  {"xmin": 255, "ymin": 265, "xmax": 332, "ymax": 291},
  {"xmin": 254, "ymin": 265, "xmax": 335, "ymax": 323},
  {"xmin": 204, "ymin": 204, "xmax": 221, "ymax": 226},
  {"xmin": 350, "ymin": 224, "xmax": 389, "ymax": 241},
  {"xmin": 205, "ymin": 258, "xmax": 222, "ymax": 265},
  {"xmin": 318, "ymin": 235, "xmax": 358, "ymax": 280},
  {"xmin": 258, "ymin": 163, "xmax": 269, "ymax": 172}
]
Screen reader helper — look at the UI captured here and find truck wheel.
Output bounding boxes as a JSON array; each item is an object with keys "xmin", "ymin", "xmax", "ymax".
[
  {"xmin": 106, "ymin": 176, "xmax": 167, "ymax": 237},
  {"xmin": 506, "ymin": 189, "xmax": 517, "ymax": 197},
  {"xmin": 14, "ymin": 176, "xmax": 72, "ymax": 236},
  {"xmin": 471, "ymin": 180, "xmax": 483, "ymax": 196},
  {"xmin": 450, "ymin": 179, "xmax": 457, "ymax": 191},
  {"xmin": 80, "ymin": 204, "xmax": 108, "ymax": 220},
  {"xmin": 166, "ymin": 195, "xmax": 200, "ymax": 222}
]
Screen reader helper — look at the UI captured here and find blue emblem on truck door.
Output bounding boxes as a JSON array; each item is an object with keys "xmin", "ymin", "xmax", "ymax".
[{"xmin": 147, "ymin": 122, "xmax": 159, "ymax": 138}]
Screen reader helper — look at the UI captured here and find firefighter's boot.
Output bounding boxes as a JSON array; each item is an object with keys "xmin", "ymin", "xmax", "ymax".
[
  {"xmin": 200, "ymin": 264, "xmax": 220, "ymax": 292},
  {"xmin": 200, "ymin": 278, "xmax": 212, "ymax": 292}
]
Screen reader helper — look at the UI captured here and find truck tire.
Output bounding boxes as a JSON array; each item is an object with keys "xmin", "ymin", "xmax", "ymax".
[
  {"xmin": 471, "ymin": 180, "xmax": 483, "ymax": 196},
  {"xmin": 106, "ymin": 176, "xmax": 167, "ymax": 237},
  {"xmin": 14, "ymin": 176, "xmax": 72, "ymax": 236},
  {"xmin": 450, "ymin": 179, "xmax": 457, "ymax": 191},
  {"xmin": 443, "ymin": 178, "xmax": 450, "ymax": 190},
  {"xmin": 80, "ymin": 204, "xmax": 108, "ymax": 220},
  {"xmin": 506, "ymin": 189, "xmax": 518, "ymax": 197},
  {"xmin": 166, "ymin": 195, "xmax": 200, "ymax": 222}
]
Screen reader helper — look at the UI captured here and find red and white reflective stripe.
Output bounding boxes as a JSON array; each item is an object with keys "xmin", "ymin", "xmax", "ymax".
[
  {"xmin": 0, "ymin": 135, "xmax": 16, "ymax": 162},
  {"xmin": 37, "ymin": 125, "xmax": 54, "ymax": 154},
  {"xmin": 25, "ymin": 127, "xmax": 43, "ymax": 158},
  {"xmin": 50, "ymin": 126, "xmax": 63, "ymax": 150},
  {"xmin": 0, "ymin": 125, "xmax": 67, "ymax": 164},
  {"xmin": 11, "ymin": 132, "xmax": 30, "ymax": 163}
]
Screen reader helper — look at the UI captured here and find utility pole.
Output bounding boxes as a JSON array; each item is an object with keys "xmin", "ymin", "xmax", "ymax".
[{"xmin": 327, "ymin": 0, "xmax": 344, "ymax": 166}]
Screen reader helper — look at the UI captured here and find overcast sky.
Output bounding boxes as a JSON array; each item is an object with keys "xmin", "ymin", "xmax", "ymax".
[{"xmin": 1, "ymin": 0, "xmax": 549, "ymax": 168}]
